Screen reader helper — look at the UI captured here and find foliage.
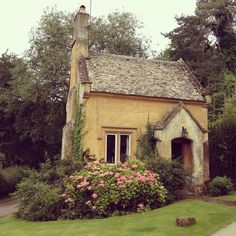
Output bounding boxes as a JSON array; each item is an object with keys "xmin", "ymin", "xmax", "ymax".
[
  {"xmin": 14, "ymin": 158, "xmax": 83, "ymax": 221},
  {"xmin": 164, "ymin": 0, "xmax": 236, "ymax": 91},
  {"xmin": 2, "ymin": 200, "xmax": 236, "ymax": 236},
  {"xmin": 63, "ymin": 160, "xmax": 167, "ymax": 219},
  {"xmin": 26, "ymin": 7, "xmax": 72, "ymax": 102},
  {"xmin": 209, "ymin": 176, "xmax": 233, "ymax": 196},
  {"xmin": 146, "ymin": 157, "xmax": 186, "ymax": 202},
  {"xmin": 72, "ymin": 103, "xmax": 84, "ymax": 160},
  {"xmin": 89, "ymin": 11, "xmax": 150, "ymax": 57},
  {"xmin": 209, "ymin": 94, "xmax": 236, "ymax": 179},
  {"xmin": 15, "ymin": 173, "xmax": 63, "ymax": 221},
  {"xmin": 0, "ymin": 166, "xmax": 28, "ymax": 197},
  {"xmin": 136, "ymin": 123, "xmax": 158, "ymax": 161}
]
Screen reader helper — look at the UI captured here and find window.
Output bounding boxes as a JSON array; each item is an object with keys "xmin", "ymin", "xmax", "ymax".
[
  {"xmin": 105, "ymin": 133, "xmax": 131, "ymax": 164},
  {"xmin": 106, "ymin": 134, "xmax": 117, "ymax": 164}
]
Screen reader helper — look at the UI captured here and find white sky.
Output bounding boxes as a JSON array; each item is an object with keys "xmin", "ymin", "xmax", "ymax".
[{"xmin": 0, "ymin": 0, "xmax": 196, "ymax": 56}]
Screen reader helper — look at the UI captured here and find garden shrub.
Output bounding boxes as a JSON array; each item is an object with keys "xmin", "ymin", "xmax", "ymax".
[
  {"xmin": 15, "ymin": 171, "xmax": 63, "ymax": 221},
  {"xmin": 62, "ymin": 160, "xmax": 167, "ymax": 219},
  {"xmin": 14, "ymin": 158, "xmax": 83, "ymax": 221},
  {"xmin": 146, "ymin": 157, "xmax": 186, "ymax": 202},
  {"xmin": 0, "ymin": 166, "xmax": 28, "ymax": 197},
  {"xmin": 209, "ymin": 176, "xmax": 233, "ymax": 196}
]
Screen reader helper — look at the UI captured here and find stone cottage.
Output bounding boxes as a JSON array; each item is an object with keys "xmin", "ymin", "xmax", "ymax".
[{"xmin": 61, "ymin": 6, "xmax": 210, "ymax": 186}]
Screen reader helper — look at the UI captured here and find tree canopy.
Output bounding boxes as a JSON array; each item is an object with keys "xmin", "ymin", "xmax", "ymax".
[{"xmin": 164, "ymin": 0, "xmax": 236, "ymax": 89}]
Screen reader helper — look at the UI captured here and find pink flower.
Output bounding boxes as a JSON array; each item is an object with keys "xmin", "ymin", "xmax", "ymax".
[
  {"xmin": 61, "ymin": 193, "xmax": 66, "ymax": 198},
  {"xmin": 77, "ymin": 175, "xmax": 84, "ymax": 180},
  {"xmin": 69, "ymin": 175, "xmax": 74, "ymax": 179},
  {"xmin": 119, "ymin": 185, "xmax": 126, "ymax": 189},
  {"xmin": 92, "ymin": 206, "xmax": 96, "ymax": 210},
  {"xmin": 92, "ymin": 193, "xmax": 98, "ymax": 199},
  {"xmin": 87, "ymin": 186, "xmax": 92, "ymax": 190},
  {"xmin": 120, "ymin": 175, "xmax": 127, "ymax": 181},
  {"xmin": 99, "ymin": 180, "xmax": 104, "ymax": 184},
  {"xmin": 139, "ymin": 176, "xmax": 146, "ymax": 182},
  {"xmin": 131, "ymin": 163, "xmax": 138, "ymax": 169},
  {"xmin": 138, "ymin": 203, "xmax": 144, "ymax": 209}
]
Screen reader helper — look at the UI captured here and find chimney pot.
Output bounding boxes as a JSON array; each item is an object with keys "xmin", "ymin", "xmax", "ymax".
[{"xmin": 79, "ymin": 5, "xmax": 86, "ymax": 13}]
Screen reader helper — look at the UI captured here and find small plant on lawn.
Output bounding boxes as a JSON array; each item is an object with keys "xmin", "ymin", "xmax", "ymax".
[
  {"xmin": 63, "ymin": 160, "xmax": 167, "ymax": 218},
  {"xmin": 209, "ymin": 176, "xmax": 233, "ymax": 196}
]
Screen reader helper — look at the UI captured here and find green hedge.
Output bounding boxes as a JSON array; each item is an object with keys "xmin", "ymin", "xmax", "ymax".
[{"xmin": 0, "ymin": 166, "xmax": 28, "ymax": 197}]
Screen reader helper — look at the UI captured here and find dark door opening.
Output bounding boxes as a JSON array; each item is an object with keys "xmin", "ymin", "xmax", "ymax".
[{"xmin": 171, "ymin": 138, "xmax": 193, "ymax": 174}]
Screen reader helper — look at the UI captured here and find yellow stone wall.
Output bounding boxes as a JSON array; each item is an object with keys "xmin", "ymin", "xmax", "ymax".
[{"xmin": 83, "ymin": 92, "xmax": 208, "ymax": 161}]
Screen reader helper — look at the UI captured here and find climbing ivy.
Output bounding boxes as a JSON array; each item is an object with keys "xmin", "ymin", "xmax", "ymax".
[
  {"xmin": 72, "ymin": 102, "xmax": 84, "ymax": 160},
  {"xmin": 136, "ymin": 122, "xmax": 158, "ymax": 161}
]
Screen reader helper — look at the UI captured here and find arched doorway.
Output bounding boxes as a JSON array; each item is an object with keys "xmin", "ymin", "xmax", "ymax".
[{"xmin": 171, "ymin": 138, "xmax": 193, "ymax": 174}]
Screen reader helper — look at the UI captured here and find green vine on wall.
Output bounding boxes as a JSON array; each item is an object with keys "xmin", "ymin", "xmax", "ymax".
[
  {"xmin": 136, "ymin": 122, "xmax": 159, "ymax": 161},
  {"xmin": 72, "ymin": 102, "xmax": 84, "ymax": 160}
]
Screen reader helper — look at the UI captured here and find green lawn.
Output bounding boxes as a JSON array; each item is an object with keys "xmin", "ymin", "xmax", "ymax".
[
  {"xmin": 214, "ymin": 191, "xmax": 236, "ymax": 201},
  {"xmin": 0, "ymin": 200, "xmax": 236, "ymax": 236}
]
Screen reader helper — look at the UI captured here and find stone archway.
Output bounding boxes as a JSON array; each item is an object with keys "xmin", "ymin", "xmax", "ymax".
[{"xmin": 171, "ymin": 138, "xmax": 193, "ymax": 175}]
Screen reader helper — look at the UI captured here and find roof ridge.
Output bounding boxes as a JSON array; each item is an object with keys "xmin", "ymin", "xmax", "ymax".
[
  {"xmin": 89, "ymin": 51, "xmax": 178, "ymax": 64},
  {"xmin": 177, "ymin": 58, "xmax": 205, "ymax": 97}
]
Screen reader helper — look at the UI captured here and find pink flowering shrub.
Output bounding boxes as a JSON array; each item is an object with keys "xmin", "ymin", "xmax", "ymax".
[{"xmin": 62, "ymin": 160, "xmax": 167, "ymax": 218}]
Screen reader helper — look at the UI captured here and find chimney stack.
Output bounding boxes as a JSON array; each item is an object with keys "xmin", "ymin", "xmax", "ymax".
[{"xmin": 72, "ymin": 5, "xmax": 89, "ymax": 58}]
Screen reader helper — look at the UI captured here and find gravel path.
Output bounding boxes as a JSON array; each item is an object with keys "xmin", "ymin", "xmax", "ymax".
[{"xmin": 0, "ymin": 198, "xmax": 20, "ymax": 218}]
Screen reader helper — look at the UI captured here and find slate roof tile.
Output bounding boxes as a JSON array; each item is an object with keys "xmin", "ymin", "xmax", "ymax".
[{"xmin": 85, "ymin": 52, "xmax": 205, "ymax": 102}]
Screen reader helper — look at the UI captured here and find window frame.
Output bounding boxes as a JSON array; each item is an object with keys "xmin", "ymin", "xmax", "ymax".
[
  {"xmin": 105, "ymin": 133, "xmax": 118, "ymax": 164},
  {"xmin": 105, "ymin": 132, "xmax": 131, "ymax": 164},
  {"xmin": 119, "ymin": 134, "xmax": 131, "ymax": 162}
]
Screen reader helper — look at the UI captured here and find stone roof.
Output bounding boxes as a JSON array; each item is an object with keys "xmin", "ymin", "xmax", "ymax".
[
  {"xmin": 84, "ymin": 52, "xmax": 205, "ymax": 102},
  {"xmin": 156, "ymin": 102, "xmax": 208, "ymax": 133}
]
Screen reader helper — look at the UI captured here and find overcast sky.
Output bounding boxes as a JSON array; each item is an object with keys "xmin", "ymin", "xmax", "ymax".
[{"xmin": 0, "ymin": 0, "xmax": 196, "ymax": 56}]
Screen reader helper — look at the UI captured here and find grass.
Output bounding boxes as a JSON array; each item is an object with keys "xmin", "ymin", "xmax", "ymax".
[
  {"xmin": 0, "ymin": 200, "xmax": 236, "ymax": 236},
  {"xmin": 214, "ymin": 191, "xmax": 236, "ymax": 201}
]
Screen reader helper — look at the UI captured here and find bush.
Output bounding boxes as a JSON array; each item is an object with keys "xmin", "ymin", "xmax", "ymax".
[
  {"xmin": 146, "ymin": 157, "xmax": 186, "ymax": 202},
  {"xmin": 0, "ymin": 166, "xmax": 28, "ymax": 197},
  {"xmin": 62, "ymin": 160, "xmax": 167, "ymax": 219},
  {"xmin": 15, "ymin": 171, "xmax": 63, "ymax": 221},
  {"xmin": 209, "ymin": 176, "xmax": 233, "ymax": 196},
  {"xmin": 14, "ymin": 158, "xmax": 83, "ymax": 221}
]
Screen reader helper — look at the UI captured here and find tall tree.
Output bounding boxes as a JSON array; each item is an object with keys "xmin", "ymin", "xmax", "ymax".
[
  {"xmin": 164, "ymin": 0, "xmax": 236, "ymax": 89},
  {"xmin": 89, "ymin": 11, "xmax": 150, "ymax": 57}
]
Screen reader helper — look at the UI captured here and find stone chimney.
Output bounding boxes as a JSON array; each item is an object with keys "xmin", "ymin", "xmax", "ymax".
[
  {"xmin": 61, "ymin": 5, "xmax": 90, "ymax": 160},
  {"xmin": 72, "ymin": 5, "xmax": 89, "ymax": 58}
]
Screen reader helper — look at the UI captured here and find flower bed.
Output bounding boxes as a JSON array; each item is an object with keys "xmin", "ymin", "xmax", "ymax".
[{"xmin": 63, "ymin": 160, "xmax": 167, "ymax": 218}]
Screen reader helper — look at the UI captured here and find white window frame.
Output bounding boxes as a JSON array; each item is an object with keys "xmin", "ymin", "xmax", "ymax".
[
  {"xmin": 105, "ymin": 133, "xmax": 118, "ymax": 164},
  {"xmin": 105, "ymin": 133, "xmax": 131, "ymax": 164},
  {"xmin": 119, "ymin": 134, "xmax": 131, "ymax": 161}
]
